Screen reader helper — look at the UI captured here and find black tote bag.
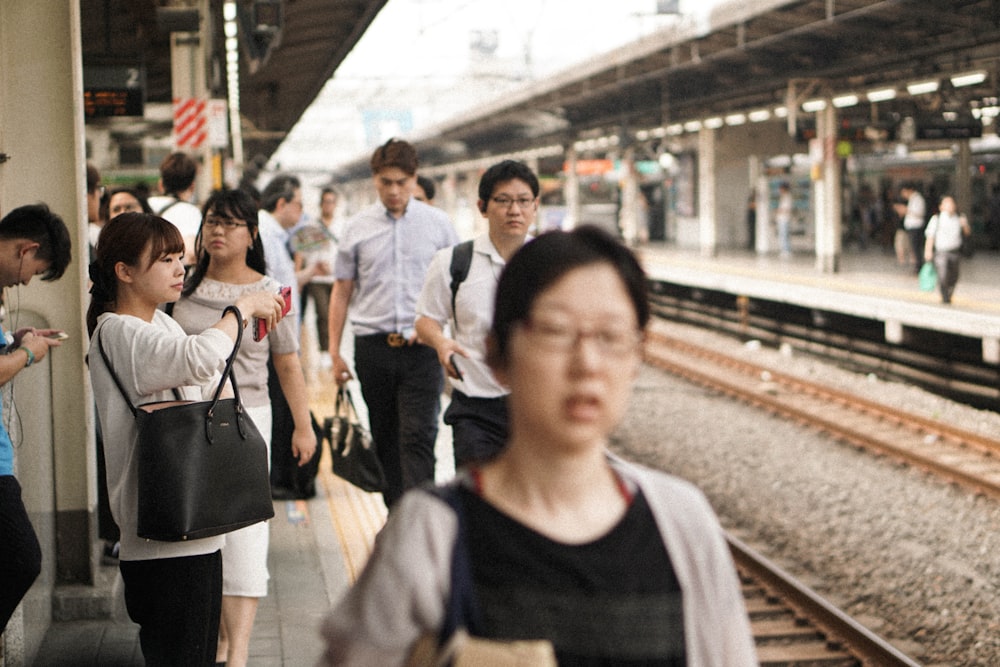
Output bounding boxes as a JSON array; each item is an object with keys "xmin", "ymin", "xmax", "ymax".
[
  {"xmin": 324, "ymin": 384, "xmax": 386, "ymax": 494},
  {"xmin": 98, "ymin": 309, "xmax": 274, "ymax": 541}
]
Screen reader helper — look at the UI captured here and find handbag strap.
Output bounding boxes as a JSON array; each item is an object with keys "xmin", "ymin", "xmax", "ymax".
[
  {"xmin": 97, "ymin": 307, "xmax": 244, "ymax": 422},
  {"xmin": 425, "ymin": 484, "xmax": 483, "ymax": 645}
]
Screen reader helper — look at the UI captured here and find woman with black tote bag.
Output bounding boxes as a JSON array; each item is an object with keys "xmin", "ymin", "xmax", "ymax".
[{"xmin": 87, "ymin": 213, "xmax": 286, "ymax": 665}]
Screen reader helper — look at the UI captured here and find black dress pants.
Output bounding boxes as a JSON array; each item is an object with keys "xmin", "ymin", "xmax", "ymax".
[
  {"xmin": 354, "ymin": 335, "xmax": 443, "ymax": 508},
  {"xmin": 0, "ymin": 476, "xmax": 41, "ymax": 631}
]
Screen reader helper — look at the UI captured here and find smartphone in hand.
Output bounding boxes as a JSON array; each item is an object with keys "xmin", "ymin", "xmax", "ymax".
[
  {"xmin": 449, "ymin": 353, "xmax": 464, "ymax": 381},
  {"xmin": 253, "ymin": 286, "xmax": 292, "ymax": 342}
]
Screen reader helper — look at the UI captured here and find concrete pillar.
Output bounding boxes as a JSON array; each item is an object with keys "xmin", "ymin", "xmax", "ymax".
[
  {"xmin": 698, "ymin": 126, "xmax": 717, "ymax": 257},
  {"xmin": 619, "ymin": 146, "xmax": 640, "ymax": 245},
  {"xmin": 170, "ymin": 0, "xmax": 213, "ymax": 203},
  {"xmin": 1, "ymin": 0, "xmax": 94, "ymax": 658},
  {"xmin": 814, "ymin": 102, "xmax": 841, "ymax": 272},
  {"xmin": 563, "ymin": 145, "xmax": 580, "ymax": 230},
  {"xmin": 956, "ymin": 140, "xmax": 972, "ymax": 216}
]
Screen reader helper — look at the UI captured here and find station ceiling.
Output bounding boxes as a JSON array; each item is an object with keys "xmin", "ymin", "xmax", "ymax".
[
  {"xmin": 389, "ymin": 0, "xmax": 1000, "ymax": 176},
  {"xmin": 81, "ymin": 0, "xmax": 388, "ymax": 167}
]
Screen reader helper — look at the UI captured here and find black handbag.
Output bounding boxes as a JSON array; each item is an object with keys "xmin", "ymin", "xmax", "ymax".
[
  {"xmin": 323, "ymin": 385, "xmax": 386, "ymax": 493},
  {"xmin": 98, "ymin": 308, "xmax": 274, "ymax": 541}
]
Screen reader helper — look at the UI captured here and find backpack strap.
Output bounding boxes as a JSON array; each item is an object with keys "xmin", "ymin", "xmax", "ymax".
[
  {"xmin": 448, "ymin": 240, "xmax": 475, "ymax": 332},
  {"xmin": 155, "ymin": 197, "xmax": 180, "ymax": 217}
]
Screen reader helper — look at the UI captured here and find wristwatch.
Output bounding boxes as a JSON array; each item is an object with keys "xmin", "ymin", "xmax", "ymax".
[{"xmin": 22, "ymin": 347, "xmax": 35, "ymax": 367}]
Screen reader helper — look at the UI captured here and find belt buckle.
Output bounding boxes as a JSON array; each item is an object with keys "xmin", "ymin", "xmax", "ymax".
[{"xmin": 386, "ymin": 333, "xmax": 405, "ymax": 348}]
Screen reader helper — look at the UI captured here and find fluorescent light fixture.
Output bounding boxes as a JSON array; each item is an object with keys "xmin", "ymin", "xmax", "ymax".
[
  {"xmin": 832, "ymin": 94, "xmax": 859, "ymax": 108},
  {"xmin": 906, "ymin": 80, "xmax": 939, "ymax": 96},
  {"xmin": 223, "ymin": 1, "xmax": 237, "ymax": 21},
  {"xmin": 683, "ymin": 120, "xmax": 702, "ymax": 132},
  {"xmin": 867, "ymin": 87, "xmax": 896, "ymax": 102},
  {"xmin": 725, "ymin": 113, "xmax": 747, "ymax": 126},
  {"xmin": 651, "ymin": 127, "xmax": 668, "ymax": 138},
  {"xmin": 748, "ymin": 109, "xmax": 771, "ymax": 122},
  {"xmin": 773, "ymin": 106, "xmax": 788, "ymax": 118},
  {"xmin": 951, "ymin": 71, "xmax": 986, "ymax": 88},
  {"xmin": 636, "ymin": 130, "xmax": 650, "ymax": 141},
  {"xmin": 666, "ymin": 123, "xmax": 684, "ymax": 135},
  {"xmin": 802, "ymin": 99, "xmax": 827, "ymax": 112},
  {"xmin": 704, "ymin": 116, "xmax": 724, "ymax": 129}
]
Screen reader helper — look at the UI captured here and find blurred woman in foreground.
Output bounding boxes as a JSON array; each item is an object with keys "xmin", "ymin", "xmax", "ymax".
[{"xmin": 320, "ymin": 226, "xmax": 757, "ymax": 666}]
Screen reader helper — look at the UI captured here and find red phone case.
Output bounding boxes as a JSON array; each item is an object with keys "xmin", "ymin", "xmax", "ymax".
[{"xmin": 253, "ymin": 287, "xmax": 292, "ymax": 341}]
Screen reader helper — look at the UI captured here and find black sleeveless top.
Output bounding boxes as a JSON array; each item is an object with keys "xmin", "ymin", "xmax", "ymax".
[{"xmin": 459, "ymin": 486, "xmax": 686, "ymax": 665}]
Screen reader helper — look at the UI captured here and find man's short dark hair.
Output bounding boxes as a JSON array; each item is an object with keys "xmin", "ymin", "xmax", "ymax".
[
  {"xmin": 320, "ymin": 186, "xmax": 338, "ymax": 201},
  {"xmin": 370, "ymin": 138, "xmax": 418, "ymax": 176},
  {"xmin": 86, "ymin": 163, "xmax": 101, "ymax": 194},
  {"xmin": 416, "ymin": 176, "xmax": 436, "ymax": 201},
  {"xmin": 478, "ymin": 160, "xmax": 539, "ymax": 202},
  {"xmin": 260, "ymin": 174, "xmax": 301, "ymax": 212},
  {"xmin": 0, "ymin": 204, "xmax": 72, "ymax": 281},
  {"xmin": 159, "ymin": 152, "xmax": 198, "ymax": 195}
]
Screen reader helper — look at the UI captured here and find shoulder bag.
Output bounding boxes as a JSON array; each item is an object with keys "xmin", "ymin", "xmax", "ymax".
[
  {"xmin": 98, "ymin": 306, "xmax": 274, "ymax": 541},
  {"xmin": 324, "ymin": 384, "xmax": 386, "ymax": 493},
  {"xmin": 406, "ymin": 485, "xmax": 557, "ymax": 667}
]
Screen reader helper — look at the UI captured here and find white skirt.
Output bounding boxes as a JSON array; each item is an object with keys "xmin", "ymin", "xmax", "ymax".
[{"xmin": 220, "ymin": 404, "xmax": 272, "ymax": 597}]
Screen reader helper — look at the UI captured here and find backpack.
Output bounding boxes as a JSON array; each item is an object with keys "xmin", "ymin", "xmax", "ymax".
[{"xmin": 448, "ymin": 240, "xmax": 474, "ymax": 331}]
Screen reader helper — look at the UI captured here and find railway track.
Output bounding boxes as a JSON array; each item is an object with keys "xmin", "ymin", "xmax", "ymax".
[
  {"xmin": 729, "ymin": 536, "xmax": 920, "ymax": 666},
  {"xmin": 644, "ymin": 320, "xmax": 1000, "ymax": 501}
]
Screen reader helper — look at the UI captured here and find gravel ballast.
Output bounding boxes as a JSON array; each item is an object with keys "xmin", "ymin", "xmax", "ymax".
[{"xmin": 612, "ymin": 324, "xmax": 1000, "ymax": 666}]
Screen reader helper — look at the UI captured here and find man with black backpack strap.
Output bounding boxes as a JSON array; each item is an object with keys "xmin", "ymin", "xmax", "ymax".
[
  {"xmin": 148, "ymin": 152, "xmax": 202, "ymax": 264},
  {"xmin": 415, "ymin": 160, "xmax": 537, "ymax": 468}
]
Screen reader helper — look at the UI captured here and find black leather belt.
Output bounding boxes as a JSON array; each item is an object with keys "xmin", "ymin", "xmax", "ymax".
[{"xmin": 360, "ymin": 332, "xmax": 407, "ymax": 347}]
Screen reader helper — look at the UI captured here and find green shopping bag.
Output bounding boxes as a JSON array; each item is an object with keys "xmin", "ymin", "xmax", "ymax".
[{"xmin": 918, "ymin": 262, "xmax": 937, "ymax": 292}]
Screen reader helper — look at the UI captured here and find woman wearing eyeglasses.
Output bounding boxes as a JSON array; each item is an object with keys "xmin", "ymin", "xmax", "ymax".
[
  {"xmin": 172, "ymin": 189, "xmax": 316, "ymax": 667},
  {"xmin": 320, "ymin": 226, "xmax": 756, "ymax": 666}
]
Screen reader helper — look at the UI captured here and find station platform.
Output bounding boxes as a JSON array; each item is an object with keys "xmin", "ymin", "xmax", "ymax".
[
  {"xmin": 30, "ymin": 373, "xmax": 404, "ymax": 667},
  {"xmin": 638, "ymin": 245, "xmax": 1000, "ymax": 360}
]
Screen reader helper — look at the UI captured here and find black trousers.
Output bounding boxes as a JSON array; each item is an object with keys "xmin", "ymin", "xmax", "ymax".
[
  {"xmin": 354, "ymin": 335, "xmax": 443, "ymax": 508},
  {"xmin": 119, "ymin": 550, "xmax": 222, "ymax": 666},
  {"xmin": 0, "ymin": 476, "xmax": 42, "ymax": 631},
  {"xmin": 444, "ymin": 390, "xmax": 509, "ymax": 469},
  {"xmin": 908, "ymin": 227, "xmax": 925, "ymax": 274}
]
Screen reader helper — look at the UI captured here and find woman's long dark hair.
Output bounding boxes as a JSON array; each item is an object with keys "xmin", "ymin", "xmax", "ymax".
[
  {"xmin": 183, "ymin": 189, "xmax": 266, "ymax": 297},
  {"xmin": 86, "ymin": 213, "xmax": 184, "ymax": 335}
]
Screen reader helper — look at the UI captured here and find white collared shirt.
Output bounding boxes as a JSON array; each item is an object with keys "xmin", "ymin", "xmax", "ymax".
[{"xmin": 416, "ymin": 233, "xmax": 515, "ymax": 398}]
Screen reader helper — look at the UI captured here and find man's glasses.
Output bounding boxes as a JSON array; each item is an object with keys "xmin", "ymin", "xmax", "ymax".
[
  {"xmin": 204, "ymin": 215, "xmax": 249, "ymax": 230},
  {"xmin": 491, "ymin": 196, "xmax": 536, "ymax": 209}
]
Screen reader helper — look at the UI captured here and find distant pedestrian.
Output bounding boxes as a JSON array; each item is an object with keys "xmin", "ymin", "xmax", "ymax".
[
  {"xmin": 414, "ymin": 175, "xmax": 436, "ymax": 205},
  {"xmin": 148, "ymin": 152, "xmax": 203, "ymax": 263},
  {"xmin": 415, "ymin": 160, "xmax": 536, "ymax": 468},
  {"xmin": 774, "ymin": 182, "xmax": 793, "ymax": 257},
  {"xmin": 291, "ymin": 187, "xmax": 343, "ymax": 367},
  {"xmin": 924, "ymin": 195, "xmax": 971, "ymax": 304},
  {"xmin": 897, "ymin": 184, "xmax": 926, "ymax": 275},
  {"xmin": 327, "ymin": 138, "xmax": 459, "ymax": 508}
]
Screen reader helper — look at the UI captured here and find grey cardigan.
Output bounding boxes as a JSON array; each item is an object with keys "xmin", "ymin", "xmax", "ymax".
[{"xmin": 319, "ymin": 456, "xmax": 758, "ymax": 666}]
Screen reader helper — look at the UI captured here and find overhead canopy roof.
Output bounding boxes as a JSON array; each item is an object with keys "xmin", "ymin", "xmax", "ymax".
[
  {"xmin": 81, "ymin": 0, "xmax": 388, "ymax": 167},
  {"xmin": 340, "ymin": 0, "xmax": 1000, "ymax": 177}
]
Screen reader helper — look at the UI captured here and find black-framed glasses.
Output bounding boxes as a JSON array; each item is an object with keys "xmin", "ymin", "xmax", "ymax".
[
  {"xmin": 491, "ymin": 196, "xmax": 536, "ymax": 209},
  {"xmin": 204, "ymin": 215, "xmax": 249, "ymax": 230}
]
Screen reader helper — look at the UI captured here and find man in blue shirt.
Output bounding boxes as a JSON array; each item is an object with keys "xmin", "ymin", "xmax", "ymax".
[
  {"xmin": 328, "ymin": 139, "xmax": 458, "ymax": 508},
  {"xmin": 0, "ymin": 204, "xmax": 72, "ymax": 631}
]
